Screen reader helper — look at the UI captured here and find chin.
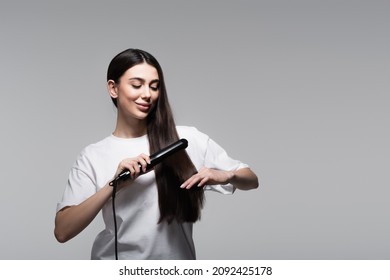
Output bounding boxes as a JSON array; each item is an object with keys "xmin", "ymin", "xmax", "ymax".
[{"xmin": 133, "ymin": 112, "xmax": 150, "ymax": 120}]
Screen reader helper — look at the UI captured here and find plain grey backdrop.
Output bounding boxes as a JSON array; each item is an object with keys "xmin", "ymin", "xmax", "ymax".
[{"xmin": 0, "ymin": 0, "xmax": 389, "ymax": 259}]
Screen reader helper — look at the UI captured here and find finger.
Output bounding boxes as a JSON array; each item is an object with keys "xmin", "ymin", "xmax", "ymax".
[
  {"xmin": 197, "ymin": 176, "xmax": 209, "ymax": 187},
  {"xmin": 139, "ymin": 153, "xmax": 151, "ymax": 165},
  {"xmin": 125, "ymin": 163, "xmax": 136, "ymax": 179},
  {"xmin": 180, "ymin": 178, "xmax": 191, "ymax": 189},
  {"xmin": 136, "ymin": 157, "xmax": 148, "ymax": 172},
  {"xmin": 185, "ymin": 176, "xmax": 202, "ymax": 189},
  {"xmin": 180, "ymin": 175, "xmax": 199, "ymax": 189},
  {"xmin": 125, "ymin": 160, "xmax": 142, "ymax": 179},
  {"xmin": 117, "ymin": 160, "xmax": 131, "ymax": 177}
]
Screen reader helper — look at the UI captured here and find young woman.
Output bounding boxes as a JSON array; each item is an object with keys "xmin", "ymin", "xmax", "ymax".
[{"xmin": 54, "ymin": 48, "xmax": 258, "ymax": 260}]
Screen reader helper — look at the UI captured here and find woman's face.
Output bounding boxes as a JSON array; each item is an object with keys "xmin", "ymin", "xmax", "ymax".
[{"xmin": 109, "ymin": 63, "xmax": 160, "ymax": 121}]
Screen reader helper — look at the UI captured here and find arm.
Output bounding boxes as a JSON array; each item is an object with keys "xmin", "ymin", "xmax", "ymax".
[
  {"xmin": 228, "ymin": 167, "xmax": 259, "ymax": 190},
  {"xmin": 54, "ymin": 184, "xmax": 113, "ymax": 243},
  {"xmin": 54, "ymin": 153, "xmax": 151, "ymax": 243},
  {"xmin": 180, "ymin": 167, "xmax": 259, "ymax": 190}
]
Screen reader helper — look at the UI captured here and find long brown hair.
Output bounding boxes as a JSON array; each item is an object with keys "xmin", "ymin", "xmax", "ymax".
[{"xmin": 107, "ymin": 48, "xmax": 204, "ymax": 223}]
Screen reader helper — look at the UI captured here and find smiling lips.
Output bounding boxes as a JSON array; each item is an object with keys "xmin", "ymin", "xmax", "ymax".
[{"xmin": 136, "ymin": 102, "xmax": 151, "ymax": 112}]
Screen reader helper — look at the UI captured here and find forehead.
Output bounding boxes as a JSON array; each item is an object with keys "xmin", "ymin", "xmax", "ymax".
[{"xmin": 122, "ymin": 63, "xmax": 159, "ymax": 80}]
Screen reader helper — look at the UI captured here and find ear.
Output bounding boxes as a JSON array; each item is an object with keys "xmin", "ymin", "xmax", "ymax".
[{"xmin": 107, "ymin": 80, "xmax": 118, "ymax": 99}]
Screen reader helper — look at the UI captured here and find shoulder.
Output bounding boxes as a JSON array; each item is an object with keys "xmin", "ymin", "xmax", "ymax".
[
  {"xmin": 176, "ymin": 125, "xmax": 211, "ymax": 149},
  {"xmin": 74, "ymin": 136, "xmax": 113, "ymax": 169},
  {"xmin": 80, "ymin": 136, "xmax": 113, "ymax": 157},
  {"xmin": 176, "ymin": 126, "xmax": 210, "ymax": 160},
  {"xmin": 176, "ymin": 126, "xmax": 209, "ymax": 140}
]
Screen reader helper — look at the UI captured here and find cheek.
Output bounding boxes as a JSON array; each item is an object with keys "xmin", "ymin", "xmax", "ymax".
[
  {"xmin": 122, "ymin": 88, "xmax": 140, "ymax": 102},
  {"xmin": 124, "ymin": 87, "xmax": 140, "ymax": 99},
  {"xmin": 152, "ymin": 92, "xmax": 160, "ymax": 103},
  {"xmin": 117, "ymin": 88, "xmax": 138, "ymax": 106},
  {"xmin": 149, "ymin": 94, "xmax": 159, "ymax": 111}
]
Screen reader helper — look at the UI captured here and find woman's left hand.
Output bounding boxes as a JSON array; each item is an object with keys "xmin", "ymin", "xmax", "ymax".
[{"xmin": 180, "ymin": 167, "xmax": 234, "ymax": 189}]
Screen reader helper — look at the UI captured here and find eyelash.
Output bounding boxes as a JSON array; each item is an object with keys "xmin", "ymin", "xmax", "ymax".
[{"xmin": 132, "ymin": 85, "xmax": 159, "ymax": 91}]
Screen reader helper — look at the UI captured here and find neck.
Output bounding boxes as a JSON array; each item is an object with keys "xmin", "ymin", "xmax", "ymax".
[{"xmin": 113, "ymin": 115, "xmax": 148, "ymax": 138}]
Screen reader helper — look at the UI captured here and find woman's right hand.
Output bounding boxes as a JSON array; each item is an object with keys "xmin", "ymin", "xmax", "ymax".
[
  {"xmin": 114, "ymin": 153, "xmax": 151, "ymax": 180},
  {"xmin": 55, "ymin": 153, "xmax": 152, "ymax": 243}
]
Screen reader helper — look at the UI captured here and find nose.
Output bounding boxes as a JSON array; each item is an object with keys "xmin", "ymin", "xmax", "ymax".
[{"xmin": 141, "ymin": 87, "xmax": 151, "ymax": 100}]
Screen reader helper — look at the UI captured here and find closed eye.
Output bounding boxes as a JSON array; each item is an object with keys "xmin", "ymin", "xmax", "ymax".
[
  {"xmin": 150, "ymin": 81, "xmax": 159, "ymax": 91},
  {"xmin": 132, "ymin": 84, "xmax": 142, "ymax": 89}
]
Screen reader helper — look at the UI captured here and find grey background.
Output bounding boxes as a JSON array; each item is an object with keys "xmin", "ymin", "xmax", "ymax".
[{"xmin": 0, "ymin": 0, "xmax": 389, "ymax": 259}]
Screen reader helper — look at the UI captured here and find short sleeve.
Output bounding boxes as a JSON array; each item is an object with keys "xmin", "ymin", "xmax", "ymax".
[
  {"xmin": 178, "ymin": 126, "xmax": 250, "ymax": 194},
  {"xmin": 203, "ymin": 137, "xmax": 249, "ymax": 194},
  {"xmin": 56, "ymin": 152, "xmax": 97, "ymax": 213}
]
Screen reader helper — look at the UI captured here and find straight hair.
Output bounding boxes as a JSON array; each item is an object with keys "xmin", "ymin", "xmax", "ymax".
[{"xmin": 107, "ymin": 48, "xmax": 204, "ymax": 223}]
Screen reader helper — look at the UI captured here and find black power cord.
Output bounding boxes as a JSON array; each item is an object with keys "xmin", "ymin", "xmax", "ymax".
[
  {"xmin": 111, "ymin": 180, "xmax": 119, "ymax": 260},
  {"xmin": 108, "ymin": 139, "xmax": 189, "ymax": 260}
]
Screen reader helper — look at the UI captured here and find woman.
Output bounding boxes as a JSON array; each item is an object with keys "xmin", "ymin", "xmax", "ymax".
[{"xmin": 54, "ymin": 48, "xmax": 258, "ymax": 259}]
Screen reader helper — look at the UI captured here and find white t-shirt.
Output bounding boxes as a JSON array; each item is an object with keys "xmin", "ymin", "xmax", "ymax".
[{"xmin": 57, "ymin": 126, "xmax": 248, "ymax": 259}]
